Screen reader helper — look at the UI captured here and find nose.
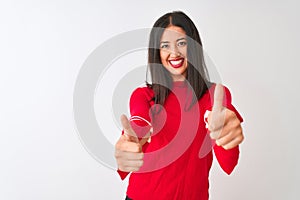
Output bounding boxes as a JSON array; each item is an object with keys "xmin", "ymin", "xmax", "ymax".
[{"xmin": 169, "ymin": 45, "xmax": 181, "ymax": 57}]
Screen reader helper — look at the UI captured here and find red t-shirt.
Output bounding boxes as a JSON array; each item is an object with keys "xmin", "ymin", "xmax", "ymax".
[{"xmin": 117, "ymin": 82, "xmax": 243, "ymax": 200}]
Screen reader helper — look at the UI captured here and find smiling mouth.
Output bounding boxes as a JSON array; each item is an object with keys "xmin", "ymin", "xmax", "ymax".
[{"xmin": 169, "ymin": 58, "xmax": 184, "ymax": 68}]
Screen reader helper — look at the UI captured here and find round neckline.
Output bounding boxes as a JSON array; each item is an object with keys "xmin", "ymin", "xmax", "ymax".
[{"xmin": 172, "ymin": 80, "xmax": 187, "ymax": 88}]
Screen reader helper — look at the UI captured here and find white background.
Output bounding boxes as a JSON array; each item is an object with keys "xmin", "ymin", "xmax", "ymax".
[{"xmin": 1, "ymin": 0, "xmax": 299, "ymax": 199}]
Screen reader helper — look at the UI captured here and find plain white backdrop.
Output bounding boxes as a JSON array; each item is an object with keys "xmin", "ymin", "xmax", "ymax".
[{"xmin": 1, "ymin": 0, "xmax": 299, "ymax": 199}]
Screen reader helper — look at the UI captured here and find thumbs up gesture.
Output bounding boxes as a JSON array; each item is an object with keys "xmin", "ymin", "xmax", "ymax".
[
  {"xmin": 207, "ymin": 84, "xmax": 244, "ymax": 150},
  {"xmin": 114, "ymin": 114, "xmax": 147, "ymax": 172}
]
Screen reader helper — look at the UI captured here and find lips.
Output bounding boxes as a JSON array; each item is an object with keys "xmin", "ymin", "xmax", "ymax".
[{"xmin": 169, "ymin": 58, "xmax": 184, "ymax": 68}]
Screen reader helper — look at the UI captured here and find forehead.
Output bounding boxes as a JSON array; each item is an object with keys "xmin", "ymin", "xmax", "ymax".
[{"xmin": 160, "ymin": 25, "xmax": 186, "ymax": 42}]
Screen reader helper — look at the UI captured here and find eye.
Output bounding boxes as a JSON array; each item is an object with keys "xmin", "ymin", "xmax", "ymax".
[
  {"xmin": 177, "ymin": 41, "xmax": 187, "ymax": 47},
  {"xmin": 160, "ymin": 43, "xmax": 169, "ymax": 49}
]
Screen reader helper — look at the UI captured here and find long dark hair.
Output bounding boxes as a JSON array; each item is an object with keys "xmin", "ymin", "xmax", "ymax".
[{"xmin": 147, "ymin": 11, "xmax": 211, "ymax": 111}]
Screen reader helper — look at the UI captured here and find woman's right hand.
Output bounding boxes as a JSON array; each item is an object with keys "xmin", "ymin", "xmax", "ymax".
[{"xmin": 114, "ymin": 115, "xmax": 146, "ymax": 172}]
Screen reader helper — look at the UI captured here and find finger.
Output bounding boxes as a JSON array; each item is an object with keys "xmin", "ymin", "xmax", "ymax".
[
  {"xmin": 118, "ymin": 165, "xmax": 142, "ymax": 172},
  {"xmin": 215, "ymin": 130, "xmax": 236, "ymax": 146},
  {"xmin": 121, "ymin": 159, "xmax": 144, "ymax": 168},
  {"xmin": 118, "ymin": 140, "xmax": 142, "ymax": 153},
  {"xmin": 223, "ymin": 108, "xmax": 239, "ymax": 125},
  {"xmin": 209, "ymin": 84, "xmax": 226, "ymax": 131},
  {"xmin": 212, "ymin": 84, "xmax": 225, "ymax": 112},
  {"xmin": 210, "ymin": 115, "xmax": 234, "ymax": 140},
  {"xmin": 209, "ymin": 130, "xmax": 222, "ymax": 140},
  {"xmin": 209, "ymin": 125, "xmax": 228, "ymax": 140},
  {"xmin": 139, "ymin": 137, "xmax": 150, "ymax": 146},
  {"xmin": 221, "ymin": 136, "xmax": 244, "ymax": 150},
  {"xmin": 115, "ymin": 135, "xmax": 142, "ymax": 152},
  {"xmin": 124, "ymin": 134, "xmax": 140, "ymax": 143},
  {"xmin": 120, "ymin": 114, "xmax": 139, "ymax": 143},
  {"xmin": 115, "ymin": 150, "xmax": 144, "ymax": 160},
  {"xmin": 217, "ymin": 111, "xmax": 242, "ymax": 141},
  {"xmin": 117, "ymin": 157, "xmax": 144, "ymax": 172}
]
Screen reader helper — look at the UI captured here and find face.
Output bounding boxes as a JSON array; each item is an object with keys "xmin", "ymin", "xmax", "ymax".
[{"xmin": 160, "ymin": 25, "xmax": 188, "ymax": 81}]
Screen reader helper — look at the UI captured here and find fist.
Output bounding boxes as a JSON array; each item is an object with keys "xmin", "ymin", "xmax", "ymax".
[
  {"xmin": 207, "ymin": 84, "xmax": 244, "ymax": 150},
  {"xmin": 114, "ymin": 114, "xmax": 145, "ymax": 172}
]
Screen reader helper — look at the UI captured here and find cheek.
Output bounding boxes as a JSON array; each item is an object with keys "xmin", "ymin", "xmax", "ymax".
[
  {"xmin": 181, "ymin": 47, "xmax": 188, "ymax": 57},
  {"xmin": 160, "ymin": 51, "xmax": 168, "ymax": 64},
  {"xmin": 183, "ymin": 48, "xmax": 188, "ymax": 66}
]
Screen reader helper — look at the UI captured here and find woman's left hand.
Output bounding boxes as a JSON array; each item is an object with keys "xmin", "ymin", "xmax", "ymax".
[{"xmin": 207, "ymin": 84, "xmax": 244, "ymax": 150}]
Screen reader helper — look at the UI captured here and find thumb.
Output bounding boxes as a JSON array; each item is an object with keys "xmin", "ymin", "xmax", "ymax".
[
  {"xmin": 120, "ymin": 114, "xmax": 139, "ymax": 143},
  {"xmin": 209, "ymin": 84, "xmax": 226, "ymax": 135},
  {"xmin": 212, "ymin": 84, "xmax": 225, "ymax": 113}
]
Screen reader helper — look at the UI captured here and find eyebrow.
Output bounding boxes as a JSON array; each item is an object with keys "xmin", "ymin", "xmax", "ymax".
[{"xmin": 160, "ymin": 37, "xmax": 186, "ymax": 43}]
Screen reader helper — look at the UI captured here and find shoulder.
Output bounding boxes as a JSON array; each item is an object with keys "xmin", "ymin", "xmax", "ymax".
[
  {"xmin": 129, "ymin": 85, "xmax": 154, "ymax": 114},
  {"xmin": 200, "ymin": 83, "xmax": 233, "ymax": 108},
  {"xmin": 130, "ymin": 85, "xmax": 154, "ymax": 103}
]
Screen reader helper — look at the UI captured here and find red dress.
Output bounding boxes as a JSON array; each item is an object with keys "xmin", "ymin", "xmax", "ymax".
[{"xmin": 117, "ymin": 82, "xmax": 243, "ymax": 200}]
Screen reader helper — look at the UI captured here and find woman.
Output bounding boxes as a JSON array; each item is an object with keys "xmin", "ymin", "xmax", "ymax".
[{"xmin": 115, "ymin": 11, "xmax": 244, "ymax": 200}]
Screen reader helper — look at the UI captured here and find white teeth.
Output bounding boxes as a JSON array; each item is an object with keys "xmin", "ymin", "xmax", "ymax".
[{"xmin": 170, "ymin": 59, "xmax": 183, "ymax": 65}]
